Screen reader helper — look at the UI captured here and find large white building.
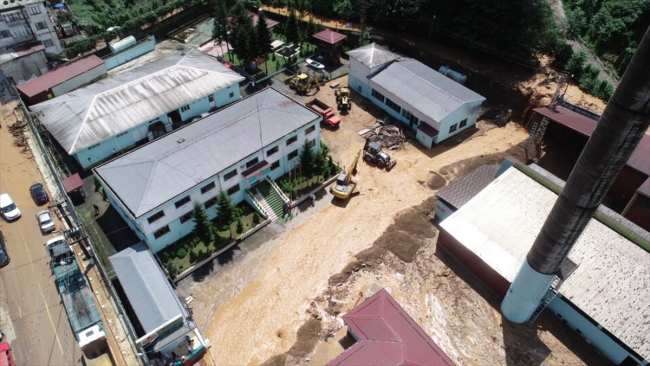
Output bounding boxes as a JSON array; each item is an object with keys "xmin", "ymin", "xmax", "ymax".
[
  {"xmin": 1, "ymin": 0, "xmax": 63, "ymax": 82},
  {"xmin": 347, "ymin": 43, "xmax": 485, "ymax": 148},
  {"xmin": 94, "ymin": 88, "xmax": 322, "ymax": 252},
  {"xmin": 30, "ymin": 48, "xmax": 245, "ymax": 170}
]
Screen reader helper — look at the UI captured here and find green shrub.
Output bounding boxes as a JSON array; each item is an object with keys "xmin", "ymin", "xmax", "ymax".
[
  {"xmin": 189, "ymin": 249, "xmax": 197, "ymax": 263},
  {"xmin": 252, "ymin": 212, "xmax": 261, "ymax": 225},
  {"xmin": 236, "ymin": 220, "xmax": 244, "ymax": 234},
  {"xmin": 93, "ymin": 175, "xmax": 103, "ymax": 191},
  {"xmin": 176, "ymin": 248, "xmax": 187, "ymax": 258}
]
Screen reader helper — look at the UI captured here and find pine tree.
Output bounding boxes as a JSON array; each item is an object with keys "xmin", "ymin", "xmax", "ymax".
[
  {"xmin": 256, "ymin": 10, "xmax": 273, "ymax": 72},
  {"xmin": 212, "ymin": 2, "xmax": 230, "ymax": 56},
  {"xmin": 285, "ymin": 9, "xmax": 300, "ymax": 45},
  {"xmin": 298, "ymin": 140, "xmax": 315, "ymax": 178},
  {"xmin": 215, "ymin": 191, "xmax": 235, "ymax": 231},
  {"xmin": 231, "ymin": 0, "xmax": 255, "ymax": 64},
  {"xmin": 192, "ymin": 201, "xmax": 214, "ymax": 245}
]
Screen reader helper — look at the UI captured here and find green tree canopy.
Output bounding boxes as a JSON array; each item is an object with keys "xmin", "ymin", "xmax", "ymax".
[
  {"xmin": 256, "ymin": 10, "xmax": 274, "ymax": 58},
  {"xmin": 298, "ymin": 140, "xmax": 316, "ymax": 177},
  {"xmin": 192, "ymin": 201, "xmax": 214, "ymax": 245},
  {"xmin": 215, "ymin": 191, "xmax": 236, "ymax": 230},
  {"xmin": 286, "ymin": 9, "xmax": 301, "ymax": 44}
]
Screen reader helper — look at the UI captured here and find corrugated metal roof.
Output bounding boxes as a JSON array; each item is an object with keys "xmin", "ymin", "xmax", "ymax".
[
  {"xmin": 95, "ymin": 88, "xmax": 320, "ymax": 218},
  {"xmin": 638, "ymin": 177, "xmax": 650, "ymax": 197},
  {"xmin": 437, "ymin": 165, "xmax": 499, "ymax": 209},
  {"xmin": 17, "ymin": 55, "xmax": 104, "ymax": 97},
  {"xmin": 533, "ymin": 106, "xmax": 650, "ymax": 176},
  {"xmin": 312, "ymin": 29, "xmax": 347, "ymax": 44},
  {"xmin": 371, "ymin": 60, "xmax": 485, "ymax": 123},
  {"xmin": 329, "ymin": 289, "xmax": 455, "ymax": 366},
  {"xmin": 30, "ymin": 48, "xmax": 245, "ymax": 154},
  {"xmin": 440, "ymin": 167, "xmax": 650, "ymax": 361},
  {"xmin": 109, "ymin": 242, "xmax": 189, "ymax": 333},
  {"xmin": 346, "ymin": 43, "xmax": 402, "ymax": 68}
]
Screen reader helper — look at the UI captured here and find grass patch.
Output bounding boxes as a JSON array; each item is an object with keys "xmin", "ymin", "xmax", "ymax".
[{"xmin": 225, "ymin": 42, "xmax": 318, "ymax": 79}]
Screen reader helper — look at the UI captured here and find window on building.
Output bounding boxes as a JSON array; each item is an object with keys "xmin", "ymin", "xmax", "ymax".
[
  {"xmin": 307, "ymin": 139, "xmax": 315, "ymax": 148},
  {"xmin": 200, "ymin": 182, "xmax": 216, "ymax": 194},
  {"xmin": 288, "ymin": 150, "xmax": 298, "ymax": 160},
  {"xmin": 224, "ymin": 169, "xmax": 237, "ymax": 181},
  {"xmin": 10, "ymin": 24, "xmax": 32, "ymax": 38},
  {"xmin": 4, "ymin": 12, "xmax": 26, "ymax": 22},
  {"xmin": 153, "ymin": 225, "xmax": 170, "ymax": 239},
  {"xmin": 208, "ymin": 95, "xmax": 214, "ymax": 103},
  {"xmin": 43, "ymin": 39, "xmax": 54, "ymax": 47},
  {"xmin": 0, "ymin": 31, "xmax": 10, "ymax": 39},
  {"xmin": 227, "ymin": 184, "xmax": 240, "ymax": 195},
  {"xmin": 305, "ymin": 125, "xmax": 316, "ymax": 135},
  {"xmin": 357, "ymin": 85, "xmax": 362, "ymax": 93},
  {"xmin": 449, "ymin": 124, "xmax": 458, "ymax": 133},
  {"xmin": 371, "ymin": 89, "xmax": 385, "ymax": 103},
  {"xmin": 246, "ymin": 157, "xmax": 259, "ymax": 169},
  {"xmin": 385, "ymin": 98, "xmax": 401, "ymax": 113},
  {"xmin": 286, "ymin": 136, "xmax": 298, "ymax": 146},
  {"xmin": 459, "ymin": 118, "xmax": 468, "ymax": 128},
  {"xmin": 271, "ymin": 161, "xmax": 280, "ymax": 170},
  {"xmin": 29, "ymin": 6, "xmax": 41, "ymax": 14},
  {"xmin": 229, "ymin": 92, "xmax": 234, "ymax": 98},
  {"xmin": 175, "ymin": 196, "xmax": 191, "ymax": 208},
  {"xmin": 35, "ymin": 22, "xmax": 47, "ymax": 30},
  {"xmin": 181, "ymin": 105, "xmax": 190, "ymax": 112},
  {"xmin": 267, "ymin": 146, "xmax": 279, "ymax": 157},
  {"xmin": 179, "ymin": 211, "xmax": 193, "ymax": 224},
  {"xmin": 204, "ymin": 197, "xmax": 218, "ymax": 209},
  {"xmin": 147, "ymin": 210, "xmax": 165, "ymax": 224}
]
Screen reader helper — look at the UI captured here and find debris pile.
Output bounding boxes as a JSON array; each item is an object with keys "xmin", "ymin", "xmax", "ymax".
[
  {"xmin": 479, "ymin": 105, "xmax": 512, "ymax": 127},
  {"xmin": 358, "ymin": 123, "xmax": 406, "ymax": 149}
]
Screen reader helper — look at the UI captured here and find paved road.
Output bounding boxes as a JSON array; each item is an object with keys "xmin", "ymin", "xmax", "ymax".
[{"xmin": 0, "ymin": 100, "xmax": 81, "ymax": 365}]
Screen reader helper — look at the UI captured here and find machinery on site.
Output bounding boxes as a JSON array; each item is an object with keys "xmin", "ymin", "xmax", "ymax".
[
  {"xmin": 305, "ymin": 98, "xmax": 341, "ymax": 128},
  {"xmin": 335, "ymin": 86, "xmax": 351, "ymax": 111},
  {"xmin": 331, "ymin": 149, "xmax": 361, "ymax": 200},
  {"xmin": 288, "ymin": 73, "xmax": 321, "ymax": 95},
  {"xmin": 363, "ymin": 140, "xmax": 397, "ymax": 170}
]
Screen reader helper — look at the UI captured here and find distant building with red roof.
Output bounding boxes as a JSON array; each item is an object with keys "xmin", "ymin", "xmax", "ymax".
[
  {"xmin": 312, "ymin": 29, "xmax": 347, "ymax": 64},
  {"xmin": 17, "ymin": 55, "xmax": 106, "ymax": 105},
  {"xmin": 532, "ymin": 103, "xmax": 650, "ymax": 231},
  {"xmin": 328, "ymin": 289, "xmax": 454, "ymax": 366}
]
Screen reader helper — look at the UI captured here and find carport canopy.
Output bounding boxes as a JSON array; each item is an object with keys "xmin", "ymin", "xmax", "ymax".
[{"xmin": 63, "ymin": 173, "xmax": 84, "ymax": 193}]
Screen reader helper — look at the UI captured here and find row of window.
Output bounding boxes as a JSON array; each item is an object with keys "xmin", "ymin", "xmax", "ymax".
[
  {"xmin": 2, "ymin": 11, "xmax": 26, "ymax": 22},
  {"xmin": 448, "ymin": 119, "xmax": 468, "ymax": 134},
  {"xmin": 371, "ymin": 88, "xmax": 402, "ymax": 114}
]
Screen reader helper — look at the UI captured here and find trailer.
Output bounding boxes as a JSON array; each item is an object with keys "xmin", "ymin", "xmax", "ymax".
[{"xmin": 306, "ymin": 98, "xmax": 340, "ymax": 128}]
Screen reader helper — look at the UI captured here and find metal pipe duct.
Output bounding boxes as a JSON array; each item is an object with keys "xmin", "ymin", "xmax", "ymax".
[{"xmin": 502, "ymin": 26, "xmax": 650, "ymax": 323}]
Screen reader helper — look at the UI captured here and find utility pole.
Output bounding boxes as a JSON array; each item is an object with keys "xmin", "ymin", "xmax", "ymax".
[{"xmin": 428, "ymin": 15, "xmax": 436, "ymax": 42}]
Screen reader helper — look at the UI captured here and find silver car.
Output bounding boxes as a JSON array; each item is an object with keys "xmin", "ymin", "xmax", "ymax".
[{"xmin": 36, "ymin": 210, "xmax": 55, "ymax": 233}]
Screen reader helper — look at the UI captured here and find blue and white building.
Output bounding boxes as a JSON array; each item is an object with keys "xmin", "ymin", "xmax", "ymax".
[
  {"xmin": 438, "ymin": 160, "xmax": 650, "ymax": 365},
  {"xmin": 347, "ymin": 43, "xmax": 485, "ymax": 148},
  {"xmin": 30, "ymin": 48, "xmax": 245, "ymax": 170},
  {"xmin": 94, "ymin": 88, "xmax": 321, "ymax": 252}
]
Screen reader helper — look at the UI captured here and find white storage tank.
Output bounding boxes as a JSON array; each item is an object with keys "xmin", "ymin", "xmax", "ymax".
[
  {"xmin": 109, "ymin": 36, "xmax": 136, "ymax": 53},
  {"xmin": 438, "ymin": 66, "xmax": 467, "ymax": 84}
]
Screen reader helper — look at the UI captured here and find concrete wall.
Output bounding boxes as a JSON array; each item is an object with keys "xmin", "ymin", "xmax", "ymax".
[
  {"xmin": 121, "ymin": 120, "xmax": 321, "ymax": 252},
  {"xmin": 73, "ymin": 85, "xmax": 242, "ymax": 170},
  {"xmin": 436, "ymin": 100, "xmax": 482, "ymax": 143},
  {"xmin": 547, "ymin": 295, "xmax": 645, "ymax": 365},
  {"xmin": 0, "ymin": 3, "xmax": 62, "ymax": 54},
  {"xmin": 0, "ymin": 50, "xmax": 48, "ymax": 84},
  {"xmin": 51, "ymin": 63, "xmax": 107, "ymax": 97},
  {"xmin": 103, "ymin": 36, "xmax": 156, "ymax": 70},
  {"xmin": 348, "ymin": 58, "xmax": 370, "ymax": 98}
]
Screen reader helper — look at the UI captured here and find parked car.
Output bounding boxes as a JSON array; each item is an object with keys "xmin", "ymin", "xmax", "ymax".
[
  {"xmin": 0, "ymin": 341, "xmax": 15, "ymax": 366},
  {"xmin": 36, "ymin": 210, "xmax": 55, "ymax": 233},
  {"xmin": 0, "ymin": 194, "xmax": 21, "ymax": 221},
  {"xmin": 0, "ymin": 231, "xmax": 9, "ymax": 268},
  {"xmin": 306, "ymin": 58, "xmax": 325, "ymax": 70},
  {"xmin": 29, "ymin": 183, "xmax": 49, "ymax": 205}
]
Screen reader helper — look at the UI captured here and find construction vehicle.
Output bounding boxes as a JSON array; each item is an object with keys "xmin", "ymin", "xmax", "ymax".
[
  {"xmin": 335, "ymin": 86, "xmax": 352, "ymax": 111},
  {"xmin": 306, "ymin": 98, "xmax": 341, "ymax": 128},
  {"xmin": 331, "ymin": 149, "xmax": 361, "ymax": 200},
  {"xmin": 363, "ymin": 140, "xmax": 397, "ymax": 170},
  {"xmin": 289, "ymin": 73, "xmax": 321, "ymax": 95}
]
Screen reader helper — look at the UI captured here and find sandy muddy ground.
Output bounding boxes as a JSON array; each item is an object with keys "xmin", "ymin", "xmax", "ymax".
[{"xmin": 185, "ymin": 76, "xmax": 605, "ymax": 365}]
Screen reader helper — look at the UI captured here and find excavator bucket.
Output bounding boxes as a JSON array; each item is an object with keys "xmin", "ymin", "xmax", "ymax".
[{"xmin": 386, "ymin": 160, "xmax": 397, "ymax": 171}]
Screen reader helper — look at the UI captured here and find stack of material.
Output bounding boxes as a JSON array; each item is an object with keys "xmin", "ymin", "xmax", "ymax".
[{"xmin": 358, "ymin": 123, "xmax": 406, "ymax": 149}]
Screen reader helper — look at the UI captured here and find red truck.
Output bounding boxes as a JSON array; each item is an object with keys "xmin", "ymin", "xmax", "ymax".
[{"xmin": 306, "ymin": 98, "xmax": 341, "ymax": 128}]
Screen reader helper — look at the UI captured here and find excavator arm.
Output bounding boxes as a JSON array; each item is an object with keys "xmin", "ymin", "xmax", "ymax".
[{"xmin": 345, "ymin": 150, "xmax": 361, "ymax": 185}]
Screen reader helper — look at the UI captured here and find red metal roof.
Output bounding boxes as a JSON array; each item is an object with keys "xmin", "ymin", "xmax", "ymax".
[
  {"xmin": 62, "ymin": 173, "xmax": 84, "ymax": 193},
  {"xmin": 313, "ymin": 29, "xmax": 347, "ymax": 44},
  {"xmin": 17, "ymin": 55, "xmax": 104, "ymax": 97},
  {"xmin": 533, "ymin": 106, "xmax": 650, "ymax": 175},
  {"xmin": 328, "ymin": 289, "xmax": 455, "ymax": 366}
]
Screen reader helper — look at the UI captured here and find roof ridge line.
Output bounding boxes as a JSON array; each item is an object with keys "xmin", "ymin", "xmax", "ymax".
[
  {"xmin": 68, "ymin": 94, "xmax": 99, "ymax": 153},
  {"xmin": 137, "ymin": 159, "xmax": 163, "ymax": 217},
  {"xmin": 397, "ymin": 61, "xmax": 465, "ymax": 105}
]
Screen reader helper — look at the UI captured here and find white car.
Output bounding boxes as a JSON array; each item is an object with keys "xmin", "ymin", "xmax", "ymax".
[
  {"xmin": 306, "ymin": 58, "xmax": 325, "ymax": 70},
  {"xmin": 36, "ymin": 210, "xmax": 55, "ymax": 233},
  {"xmin": 0, "ymin": 194, "xmax": 21, "ymax": 221}
]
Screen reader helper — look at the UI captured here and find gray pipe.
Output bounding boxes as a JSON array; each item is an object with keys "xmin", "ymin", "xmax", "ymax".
[{"xmin": 527, "ymin": 26, "xmax": 650, "ymax": 274}]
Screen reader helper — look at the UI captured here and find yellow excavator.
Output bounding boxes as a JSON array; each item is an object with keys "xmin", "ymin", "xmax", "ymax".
[
  {"xmin": 331, "ymin": 149, "xmax": 361, "ymax": 200},
  {"xmin": 289, "ymin": 73, "xmax": 321, "ymax": 95}
]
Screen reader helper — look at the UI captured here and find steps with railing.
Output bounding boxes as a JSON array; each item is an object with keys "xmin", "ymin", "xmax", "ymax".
[{"xmin": 253, "ymin": 180, "xmax": 285, "ymax": 220}]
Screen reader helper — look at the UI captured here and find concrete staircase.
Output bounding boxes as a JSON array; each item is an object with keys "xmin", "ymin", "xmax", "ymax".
[{"xmin": 253, "ymin": 180, "xmax": 285, "ymax": 220}]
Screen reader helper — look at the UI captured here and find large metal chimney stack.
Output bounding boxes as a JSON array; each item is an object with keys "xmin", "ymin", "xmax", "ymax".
[{"xmin": 501, "ymin": 27, "xmax": 650, "ymax": 323}]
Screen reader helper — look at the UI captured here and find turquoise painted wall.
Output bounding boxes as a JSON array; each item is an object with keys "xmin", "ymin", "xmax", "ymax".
[{"xmin": 104, "ymin": 36, "xmax": 156, "ymax": 70}]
